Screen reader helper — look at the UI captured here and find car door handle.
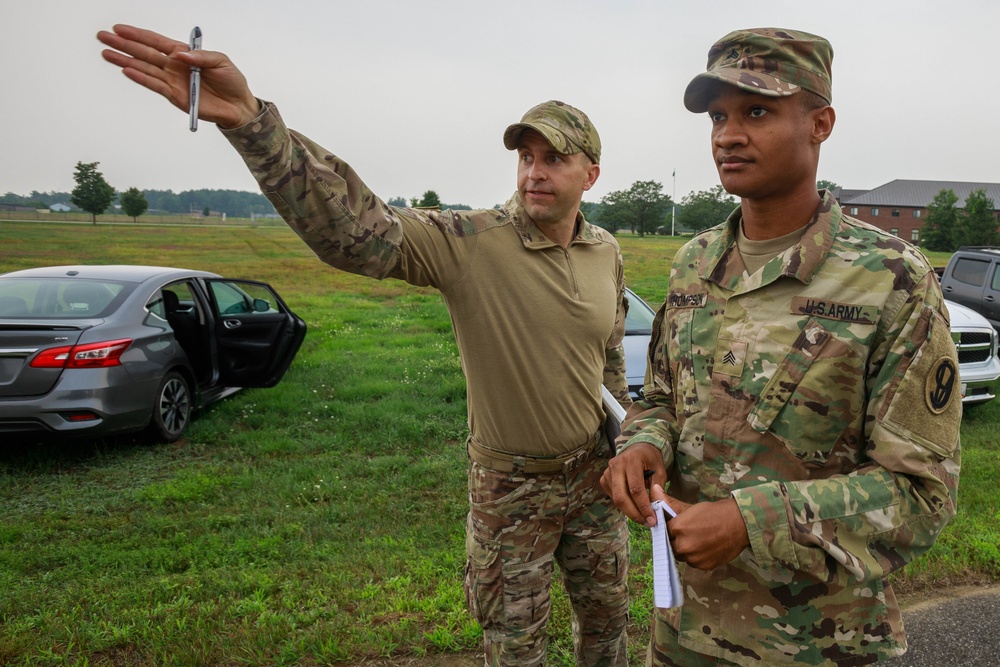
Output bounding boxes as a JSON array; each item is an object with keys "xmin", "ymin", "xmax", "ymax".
[
  {"xmin": 223, "ymin": 319, "xmax": 242, "ymax": 329},
  {"xmin": 987, "ymin": 296, "xmax": 996, "ymax": 303},
  {"xmin": 943, "ymin": 285, "xmax": 953, "ymax": 292}
]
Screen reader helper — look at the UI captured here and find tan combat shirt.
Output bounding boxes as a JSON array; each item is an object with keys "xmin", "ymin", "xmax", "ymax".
[
  {"xmin": 222, "ymin": 103, "xmax": 630, "ymax": 457},
  {"xmin": 622, "ymin": 193, "xmax": 961, "ymax": 665}
]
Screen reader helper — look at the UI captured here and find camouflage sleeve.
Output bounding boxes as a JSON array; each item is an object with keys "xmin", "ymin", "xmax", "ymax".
[
  {"xmin": 732, "ymin": 270, "xmax": 961, "ymax": 581},
  {"xmin": 219, "ymin": 101, "xmax": 473, "ymax": 288},
  {"xmin": 603, "ymin": 253, "xmax": 632, "ymax": 410},
  {"xmin": 615, "ymin": 300, "xmax": 679, "ymax": 458}
]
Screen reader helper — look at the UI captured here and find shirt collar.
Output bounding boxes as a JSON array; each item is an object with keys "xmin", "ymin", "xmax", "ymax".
[
  {"xmin": 502, "ymin": 192, "xmax": 601, "ymax": 250},
  {"xmin": 699, "ymin": 190, "xmax": 841, "ymax": 290}
]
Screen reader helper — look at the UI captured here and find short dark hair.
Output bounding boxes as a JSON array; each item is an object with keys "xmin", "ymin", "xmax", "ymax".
[{"xmin": 800, "ymin": 90, "xmax": 830, "ymax": 112}]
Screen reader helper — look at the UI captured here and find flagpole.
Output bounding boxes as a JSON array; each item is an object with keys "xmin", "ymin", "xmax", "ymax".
[{"xmin": 671, "ymin": 169, "xmax": 677, "ymax": 236}]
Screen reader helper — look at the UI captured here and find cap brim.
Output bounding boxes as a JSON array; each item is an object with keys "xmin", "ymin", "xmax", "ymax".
[
  {"xmin": 683, "ymin": 71, "xmax": 798, "ymax": 113},
  {"xmin": 503, "ymin": 122, "xmax": 574, "ymax": 155}
]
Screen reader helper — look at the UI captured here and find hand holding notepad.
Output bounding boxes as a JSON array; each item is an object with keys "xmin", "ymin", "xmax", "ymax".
[{"xmin": 650, "ymin": 499, "xmax": 684, "ymax": 608}]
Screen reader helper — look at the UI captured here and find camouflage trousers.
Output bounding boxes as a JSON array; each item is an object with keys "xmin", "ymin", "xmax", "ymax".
[
  {"xmin": 464, "ymin": 431, "xmax": 629, "ymax": 667},
  {"xmin": 647, "ymin": 610, "xmax": 737, "ymax": 667}
]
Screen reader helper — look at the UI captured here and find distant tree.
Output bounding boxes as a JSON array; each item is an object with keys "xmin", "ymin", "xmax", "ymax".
[
  {"xmin": 817, "ymin": 179, "xmax": 841, "ymax": 192},
  {"xmin": 412, "ymin": 190, "xmax": 441, "ymax": 209},
  {"xmin": 144, "ymin": 188, "xmax": 275, "ymax": 218},
  {"xmin": 956, "ymin": 189, "xmax": 1000, "ymax": 248},
  {"xmin": 70, "ymin": 161, "xmax": 116, "ymax": 224},
  {"xmin": 386, "ymin": 196, "xmax": 407, "ymax": 208},
  {"xmin": 599, "ymin": 180, "xmax": 671, "ymax": 236},
  {"xmin": 678, "ymin": 185, "xmax": 738, "ymax": 232},
  {"xmin": 202, "ymin": 206, "xmax": 211, "ymax": 217},
  {"xmin": 921, "ymin": 189, "xmax": 959, "ymax": 252},
  {"xmin": 597, "ymin": 189, "xmax": 631, "ymax": 235},
  {"xmin": 579, "ymin": 201, "xmax": 602, "ymax": 225},
  {"xmin": 119, "ymin": 187, "xmax": 148, "ymax": 222}
]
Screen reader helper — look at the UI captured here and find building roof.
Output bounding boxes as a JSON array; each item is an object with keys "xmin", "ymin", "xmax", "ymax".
[
  {"xmin": 831, "ymin": 187, "xmax": 868, "ymax": 202},
  {"xmin": 842, "ymin": 180, "xmax": 1000, "ymax": 208}
]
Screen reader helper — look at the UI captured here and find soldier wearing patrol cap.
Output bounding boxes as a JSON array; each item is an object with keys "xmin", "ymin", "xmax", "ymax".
[
  {"xmin": 602, "ymin": 27, "xmax": 961, "ymax": 666},
  {"xmin": 99, "ymin": 24, "xmax": 631, "ymax": 667}
]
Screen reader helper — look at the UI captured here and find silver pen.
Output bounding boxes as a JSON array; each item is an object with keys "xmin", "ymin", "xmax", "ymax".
[{"xmin": 188, "ymin": 26, "xmax": 202, "ymax": 132}]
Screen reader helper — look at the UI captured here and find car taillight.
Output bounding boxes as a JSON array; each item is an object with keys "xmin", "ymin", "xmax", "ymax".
[{"xmin": 29, "ymin": 339, "xmax": 132, "ymax": 369}]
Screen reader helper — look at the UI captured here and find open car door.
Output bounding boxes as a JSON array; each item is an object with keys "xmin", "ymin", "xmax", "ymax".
[{"xmin": 204, "ymin": 279, "xmax": 306, "ymax": 388}]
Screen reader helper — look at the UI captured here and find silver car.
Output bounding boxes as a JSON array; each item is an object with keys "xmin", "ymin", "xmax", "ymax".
[
  {"xmin": 946, "ymin": 298, "xmax": 1000, "ymax": 404},
  {"xmin": 0, "ymin": 265, "xmax": 306, "ymax": 442},
  {"xmin": 623, "ymin": 287, "xmax": 657, "ymax": 399}
]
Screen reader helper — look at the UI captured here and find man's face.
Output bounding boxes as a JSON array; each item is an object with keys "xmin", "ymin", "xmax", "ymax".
[
  {"xmin": 707, "ymin": 86, "xmax": 823, "ymax": 201},
  {"xmin": 516, "ymin": 129, "xmax": 599, "ymax": 228}
]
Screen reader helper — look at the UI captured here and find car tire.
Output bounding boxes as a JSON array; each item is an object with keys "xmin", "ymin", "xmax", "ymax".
[{"xmin": 147, "ymin": 371, "xmax": 192, "ymax": 442}]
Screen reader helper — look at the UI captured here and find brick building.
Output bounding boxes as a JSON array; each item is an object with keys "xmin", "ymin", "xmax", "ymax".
[{"xmin": 832, "ymin": 180, "xmax": 1000, "ymax": 245}]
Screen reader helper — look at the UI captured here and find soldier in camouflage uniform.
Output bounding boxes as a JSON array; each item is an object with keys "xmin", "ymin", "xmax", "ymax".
[
  {"xmin": 98, "ymin": 24, "xmax": 631, "ymax": 667},
  {"xmin": 601, "ymin": 28, "xmax": 961, "ymax": 666}
]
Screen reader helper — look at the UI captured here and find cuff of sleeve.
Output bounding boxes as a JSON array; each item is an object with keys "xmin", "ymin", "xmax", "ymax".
[
  {"xmin": 615, "ymin": 432, "xmax": 668, "ymax": 457},
  {"xmin": 218, "ymin": 99, "xmax": 286, "ymax": 156},
  {"xmin": 731, "ymin": 482, "xmax": 799, "ymax": 572}
]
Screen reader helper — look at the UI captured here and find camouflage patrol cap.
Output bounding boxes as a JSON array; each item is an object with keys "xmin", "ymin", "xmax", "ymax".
[
  {"xmin": 503, "ymin": 100, "xmax": 601, "ymax": 164},
  {"xmin": 684, "ymin": 28, "xmax": 833, "ymax": 113}
]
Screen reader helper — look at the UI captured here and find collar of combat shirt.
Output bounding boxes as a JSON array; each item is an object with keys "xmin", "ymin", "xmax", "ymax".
[{"xmin": 500, "ymin": 192, "xmax": 606, "ymax": 251}]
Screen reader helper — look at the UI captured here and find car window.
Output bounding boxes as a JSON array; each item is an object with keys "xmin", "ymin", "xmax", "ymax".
[
  {"xmin": 162, "ymin": 281, "xmax": 200, "ymax": 315},
  {"xmin": 146, "ymin": 292, "xmax": 167, "ymax": 321},
  {"xmin": 0, "ymin": 278, "xmax": 130, "ymax": 319},
  {"xmin": 953, "ymin": 258, "xmax": 989, "ymax": 287},
  {"xmin": 991, "ymin": 265, "xmax": 1000, "ymax": 292},
  {"xmin": 625, "ymin": 290, "xmax": 657, "ymax": 334},
  {"xmin": 209, "ymin": 281, "xmax": 278, "ymax": 316}
]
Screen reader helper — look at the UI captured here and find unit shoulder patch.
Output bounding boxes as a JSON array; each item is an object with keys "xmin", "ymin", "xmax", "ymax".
[{"xmin": 925, "ymin": 357, "xmax": 957, "ymax": 414}]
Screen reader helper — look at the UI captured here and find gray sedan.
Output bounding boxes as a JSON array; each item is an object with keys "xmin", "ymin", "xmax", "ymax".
[{"xmin": 0, "ymin": 265, "xmax": 306, "ymax": 442}]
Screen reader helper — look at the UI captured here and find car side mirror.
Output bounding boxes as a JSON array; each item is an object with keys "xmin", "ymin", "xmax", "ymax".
[{"xmin": 253, "ymin": 298, "xmax": 270, "ymax": 313}]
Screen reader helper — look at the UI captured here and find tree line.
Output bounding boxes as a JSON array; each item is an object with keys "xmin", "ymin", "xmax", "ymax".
[
  {"xmin": 391, "ymin": 184, "xmax": 742, "ymax": 237},
  {"xmin": 11, "ymin": 167, "xmax": 867, "ymax": 237},
  {"xmin": 580, "ymin": 180, "xmax": 739, "ymax": 236},
  {"xmin": 3, "ymin": 162, "xmax": 279, "ymax": 223},
  {"xmin": 920, "ymin": 188, "xmax": 999, "ymax": 251}
]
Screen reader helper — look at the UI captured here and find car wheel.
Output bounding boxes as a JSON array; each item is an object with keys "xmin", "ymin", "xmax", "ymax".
[{"xmin": 148, "ymin": 371, "xmax": 192, "ymax": 442}]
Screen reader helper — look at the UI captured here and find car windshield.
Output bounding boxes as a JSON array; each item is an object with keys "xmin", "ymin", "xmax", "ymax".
[
  {"xmin": 625, "ymin": 290, "xmax": 657, "ymax": 335},
  {"xmin": 0, "ymin": 278, "xmax": 132, "ymax": 319}
]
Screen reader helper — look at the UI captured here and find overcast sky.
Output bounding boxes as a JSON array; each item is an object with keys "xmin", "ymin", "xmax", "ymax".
[{"xmin": 3, "ymin": 1, "xmax": 998, "ymax": 209}]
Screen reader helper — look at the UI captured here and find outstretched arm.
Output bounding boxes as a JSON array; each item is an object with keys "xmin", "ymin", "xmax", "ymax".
[{"xmin": 97, "ymin": 24, "xmax": 259, "ymax": 129}]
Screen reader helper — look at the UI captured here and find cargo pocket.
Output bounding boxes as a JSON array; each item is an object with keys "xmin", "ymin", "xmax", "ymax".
[
  {"xmin": 747, "ymin": 319, "xmax": 864, "ymax": 466},
  {"xmin": 464, "ymin": 522, "xmax": 502, "ymax": 627},
  {"xmin": 501, "ymin": 553, "xmax": 554, "ymax": 629},
  {"xmin": 585, "ymin": 521, "xmax": 630, "ymax": 613}
]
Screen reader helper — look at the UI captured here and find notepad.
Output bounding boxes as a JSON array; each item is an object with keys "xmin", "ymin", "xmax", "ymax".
[{"xmin": 650, "ymin": 500, "xmax": 684, "ymax": 609}]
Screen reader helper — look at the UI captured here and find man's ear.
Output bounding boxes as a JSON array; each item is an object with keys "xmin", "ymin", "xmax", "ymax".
[
  {"xmin": 812, "ymin": 106, "xmax": 836, "ymax": 145},
  {"xmin": 583, "ymin": 162, "xmax": 601, "ymax": 191}
]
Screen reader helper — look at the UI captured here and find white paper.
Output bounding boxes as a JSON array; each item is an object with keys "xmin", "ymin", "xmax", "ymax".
[
  {"xmin": 650, "ymin": 499, "xmax": 684, "ymax": 609},
  {"xmin": 601, "ymin": 384, "xmax": 626, "ymax": 424}
]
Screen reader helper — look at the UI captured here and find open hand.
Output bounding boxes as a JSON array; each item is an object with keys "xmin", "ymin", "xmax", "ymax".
[{"xmin": 97, "ymin": 24, "xmax": 260, "ymax": 129}]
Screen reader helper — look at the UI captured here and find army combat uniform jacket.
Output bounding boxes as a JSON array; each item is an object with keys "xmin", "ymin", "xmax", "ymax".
[
  {"xmin": 622, "ymin": 193, "xmax": 961, "ymax": 665},
  {"xmin": 221, "ymin": 102, "xmax": 630, "ymax": 457}
]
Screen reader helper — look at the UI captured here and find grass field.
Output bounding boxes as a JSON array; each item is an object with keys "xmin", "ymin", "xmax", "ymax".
[{"xmin": 0, "ymin": 220, "xmax": 994, "ymax": 666}]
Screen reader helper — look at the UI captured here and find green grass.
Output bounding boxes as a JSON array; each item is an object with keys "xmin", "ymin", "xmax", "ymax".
[{"xmin": 0, "ymin": 221, "xmax": 994, "ymax": 666}]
